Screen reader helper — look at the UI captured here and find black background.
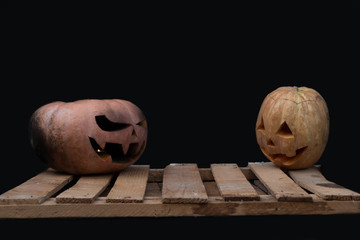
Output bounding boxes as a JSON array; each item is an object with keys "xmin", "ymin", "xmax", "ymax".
[{"xmin": 1, "ymin": 3, "xmax": 359, "ymax": 239}]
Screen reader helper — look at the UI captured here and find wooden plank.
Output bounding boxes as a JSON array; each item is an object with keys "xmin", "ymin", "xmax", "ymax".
[
  {"xmin": 1, "ymin": 163, "xmax": 360, "ymax": 218},
  {"xmin": 56, "ymin": 174, "xmax": 113, "ymax": 203},
  {"xmin": 289, "ymin": 167, "xmax": 360, "ymax": 201},
  {"xmin": 0, "ymin": 169, "xmax": 73, "ymax": 204},
  {"xmin": 0, "ymin": 196, "xmax": 359, "ymax": 218},
  {"xmin": 148, "ymin": 167, "xmax": 258, "ymax": 182},
  {"xmin": 162, "ymin": 163, "xmax": 208, "ymax": 203},
  {"xmin": 249, "ymin": 162, "xmax": 312, "ymax": 202},
  {"xmin": 211, "ymin": 164, "xmax": 259, "ymax": 201},
  {"xmin": 106, "ymin": 165, "xmax": 149, "ymax": 203}
]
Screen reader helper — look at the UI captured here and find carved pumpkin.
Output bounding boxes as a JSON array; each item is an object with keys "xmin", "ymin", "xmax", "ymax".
[
  {"xmin": 29, "ymin": 99, "xmax": 147, "ymax": 174},
  {"xmin": 255, "ymin": 86, "xmax": 329, "ymax": 169}
]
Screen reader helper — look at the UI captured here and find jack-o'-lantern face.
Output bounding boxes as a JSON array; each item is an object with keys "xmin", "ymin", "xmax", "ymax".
[
  {"xmin": 256, "ymin": 118, "xmax": 308, "ymax": 166},
  {"xmin": 29, "ymin": 99, "xmax": 148, "ymax": 174},
  {"xmin": 255, "ymin": 86, "xmax": 329, "ymax": 169},
  {"xmin": 89, "ymin": 114, "xmax": 147, "ymax": 164}
]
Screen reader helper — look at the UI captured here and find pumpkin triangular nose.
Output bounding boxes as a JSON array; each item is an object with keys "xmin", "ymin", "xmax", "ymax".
[{"xmin": 132, "ymin": 128, "xmax": 137, "ymax": 137}]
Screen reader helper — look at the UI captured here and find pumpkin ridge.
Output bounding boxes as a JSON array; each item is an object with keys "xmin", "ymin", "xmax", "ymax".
[
  {"xmin": 114, "ymin": 99, "xmax": 135, "ymax": 120},
  {"xmin": 269, "ymin": 96, "xmax": 320, "ymax": 105}
]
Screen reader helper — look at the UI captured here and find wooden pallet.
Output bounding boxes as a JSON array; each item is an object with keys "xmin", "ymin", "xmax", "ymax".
[{"xmin": 0, "ymin": 162, "xmax": 359, "ymax": 218}]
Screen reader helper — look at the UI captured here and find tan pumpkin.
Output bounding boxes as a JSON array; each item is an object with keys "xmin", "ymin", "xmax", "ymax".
[
  {"xmin": 255, "ymin": 86, "xmax": 329, "ymax": 169},
  {"xmin": 29, "ymin": 99, "xmax": 147, "ymax": 174}
]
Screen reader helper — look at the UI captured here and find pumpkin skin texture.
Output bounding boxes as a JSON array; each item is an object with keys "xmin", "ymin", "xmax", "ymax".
[
  {"xmin": 29, "ymin": 99, "xmax": 147, "ymax": 174},
  {"xmin": 255, "ymin": 86, "xmax": 329, "ymax": 169}
]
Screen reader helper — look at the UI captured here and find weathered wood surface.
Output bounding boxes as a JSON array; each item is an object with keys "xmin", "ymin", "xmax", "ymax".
[
  {"xmin": 56, "ymin": 174, "xmax": 113, "ymax": 203},
  {"xmin": 0, "ymin": 196, "xmax": 359, "ymax": 218},
  {"xmin": 211, "ymin": 164, "xmax": 259, "ymax": 201},
  {"xmin": 249, "ymin": 162, "xmax": 312, "ymax": 202},
  {"xmin": 289, "ymin": 167, "xmax": 360, "ymax": 201},
  {"xmin": 147, "ymin": 167, "xmax": 257, "ymax": 182},
  {"xmin": 0, "ymin": 169, "xmax": 73, "ymax": 204},
  {"xmin": 106, "ymin": 165, "xmax": 149, "ymax": 203},
  {"xmin": 0, "ymin": 163, "xmax": 359, "ymax": 218},
  {"xmin": 162, "ymin": 164, "xmax": 208, "ymax": 203}
]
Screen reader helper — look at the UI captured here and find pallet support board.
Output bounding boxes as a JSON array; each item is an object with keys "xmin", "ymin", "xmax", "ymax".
[
  {"xmin": 0, "ymin": 196, "xmax": 359, "ymax": 218},
  {"xmin": 0, "ymin": 162, "xmax": 359, "ymax": 218}
]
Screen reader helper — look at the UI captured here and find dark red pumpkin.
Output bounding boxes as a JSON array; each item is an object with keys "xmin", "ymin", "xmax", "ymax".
[{"xmin": 29, "ymin": 99, "xmax": 147, "ymax": 174}]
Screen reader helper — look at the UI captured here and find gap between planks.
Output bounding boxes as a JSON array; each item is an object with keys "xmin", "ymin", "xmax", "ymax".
[
  {"xmin": 56, "ymin": 174, "xmax": 113, "ymax": 203},
  {"xmin": 0, "ymin": 169, "xmax": 74, "ymax": 204},
  {"xmin": 56, "ymin": 165, "xmax": 150, "ymax": 204},
  {"xmin": 249, "ymin": 162, "xmax": 313, "ymax": 202}
]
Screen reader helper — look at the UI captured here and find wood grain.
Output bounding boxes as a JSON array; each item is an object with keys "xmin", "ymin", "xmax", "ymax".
[
  {"xmin": 211, "ymin": 164, "xmax": 259, "ymax": 201},
  {"xmin": 147, "ymin": 167, "xmax": 258, "ymax": 182},
  {"xmin": 56, "ymin": 174, "xmax": 113, "ymax": 203},
  {"xmin": 1, "ymin": 163, "xmax": 359, "ymax": 218},
  {"xmin": 0, "ymin": 169, "xmax": 73, "ymax": 204},
  {"xmin": 107, "ymin": 165, "xmax": 149, "ymax": 203},
  {"xmin": 162, "ymin": 164, "xmax": 208, "ymax": 203},
  {"xmin": 249, "ymin": 162, "xmax": 312, "ymax": 202},
  {"xmin": 0, "ymin": 196, "xmax": 359, "ymax": 218},
  {"xmin": 289, "ymin": 167, "xmax": 360, "ymax": 200}
]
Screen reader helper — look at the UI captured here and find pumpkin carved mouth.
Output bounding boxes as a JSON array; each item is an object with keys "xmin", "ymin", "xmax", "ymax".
[
  {"xmin": 89, "ymin": 137, "xmax": 145, "ymax": 163},
  {"xmin": 260, "ymin": 146, "xmax": 308, "ymax": 166}
]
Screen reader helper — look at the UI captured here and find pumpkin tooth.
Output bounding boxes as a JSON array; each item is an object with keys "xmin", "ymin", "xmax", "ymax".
[
  {"xmin": 270, "ymin": 146, "xmax": 308, "ymax": 166},
  {"xmin": 89, "ymin": 137, "xmax": 105, "ymax": 153},
  {"xmin": 103, "ymin": 143, "xmax": 127, "ymax": 163},
  {"xmin": 122, "ymin": 143, "xmax": 130, "ymax": 155}
]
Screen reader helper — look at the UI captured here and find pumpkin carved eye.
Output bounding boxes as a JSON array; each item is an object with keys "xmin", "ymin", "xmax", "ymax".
[
  {"xmin": 136, "ymin": 120, "xmax": 147, "ymax": 128},
  {"xmin": 267, "ymin": 139, "xmax": 275, "ymax": 146},
  {"xmin": 95, "ymin": 115, "xmax": 131, "ymax": 131},
  {"xmin": 257, "ymin": 117, "xmax": 265, "ymax": 133},
  {"xmin": 276, "ymin": 121, "xmax": 294, "ymax": 138}
]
